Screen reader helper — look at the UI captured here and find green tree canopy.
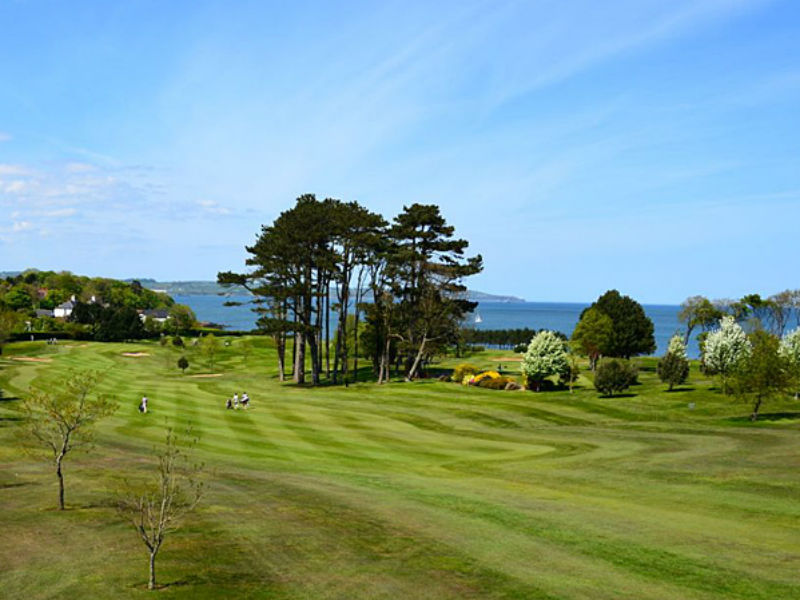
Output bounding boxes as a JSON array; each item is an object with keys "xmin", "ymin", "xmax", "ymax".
[
  {"xmin": 581, "ymin": 290, "xmax": 655, "ymax": 358},
  {"xmin": 571, "ymin": 307, "xmax": 613, "ymax": 369},
  {"xmin": 733, "ymin": 330, "xmax": 792, "ymax": 421}
]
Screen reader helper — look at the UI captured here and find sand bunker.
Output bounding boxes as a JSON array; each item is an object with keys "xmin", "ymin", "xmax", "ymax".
[
  {"xmin": 189, "ymin": 373, "xmax": 223, "ymax": 378},
  {"xmin": 11, "ymin": 357, "xmax": 53, "ymax": 363},
  {"xmin": 121, "ymin": 352, "xmax": 150, "ymax": 357}
]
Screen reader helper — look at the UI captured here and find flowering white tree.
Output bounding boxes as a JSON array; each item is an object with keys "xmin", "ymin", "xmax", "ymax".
[
  {"xmin": 666, "ymin": 334, "xmax": 688, "ymax": 359},
  {"xmin": 779, "ymin": 327, "xmax": 800, "ymax": 398},
  {"xmin": 703, "ymin": 316, "xmax": 751, "ymax": 392},
  {"xmin": 521, "ymin": 330, "xmax": 568, "ymax": 391}
]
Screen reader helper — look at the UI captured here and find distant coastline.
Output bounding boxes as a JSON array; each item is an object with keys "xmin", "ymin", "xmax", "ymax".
[{"xmin": 135, "ymin": 278, "xmax": 526, "ymax": 303}]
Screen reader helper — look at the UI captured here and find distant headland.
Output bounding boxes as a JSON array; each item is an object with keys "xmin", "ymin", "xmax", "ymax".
[{"xmin": 131, "ymin": 279, "xmax": 526, "ymax": 303}]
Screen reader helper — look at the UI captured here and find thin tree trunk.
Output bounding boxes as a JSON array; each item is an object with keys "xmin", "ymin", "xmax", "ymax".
[
  {"xmin": 148, "ymin": 549, "xmax": 157, "ymax": 590},
  {"xmin": 406, "ymin": 337, "xmax": 427, "ymax": 382},
  {"xmin": 314, "ymin": 275, "xmax": 324, "ymax": 378},
  {"xmin": 308, "ymin": 333, "xmax": 320, "ymax": 385},
  {"xmin": 325, "ymin": 282, "xmax": 330, "ymax": 379},
  {"xmin": 56, "ymin": 455, "xmax": 65, "ymax": 510},
  {"xmin": 292, "ymin": 307, "xmax": 299, "ymax": 381},
  {"xmin": 684, "ymin": 324, "xmax": 695, "ymax": 347},
  {"xmin": 379, "ymin": 336, "xmax": 391, "ymax": 384},
  {"xmin": 295, "ymin": 332, "xmax": 305, "ymax": 384},
  {"xmin": 340, "ymin": 284, "xmax": 350, "ymax": 385},
  {"xmin": 276, "ymin": 334, "xmax": 285, "ymax": 382},
  {"xmin": 750, "ymin": 397, "xmax": 763, "ymax": 421},
  {"xmin": 353, "ymin": 270, "xmax": 364, "ymax": 382},
  {"xmin": 332, "ymin": 299, "xmax": 341, "ymax": 384}
]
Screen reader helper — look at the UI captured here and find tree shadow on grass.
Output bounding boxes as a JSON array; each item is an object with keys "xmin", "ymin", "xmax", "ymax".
[
  {"xmin": 728, "ymin": 412, "xmax": 800, "ymax": 423},
  {"xmin": 667, "ymin": 387, "xmax": 696, "ymax": 393},
  {"xmin": 600, "ymin": 393, "xmax": 638, "ymax": 399}
]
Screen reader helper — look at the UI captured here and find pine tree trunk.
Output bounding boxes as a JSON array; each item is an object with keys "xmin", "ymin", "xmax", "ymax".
[
  {"xmin": 295, "ymin": 332, "xmax": 305, "ymax": 384},
  {"xmin": 276, "ymin": 334, "xmax": 285, "ymax": 382},
  {"xmin": 325, "ymin": 284, "xmax": 330, "ymax": 379},
  {"xmin": 379, "ymin": 337, "xmax": 391, "ymax": 384},
  {"xmin": 353, "ymin": 275, "xmax": 363, "ymax": 382},
  {"xmin": 308, "ymin": 333, "xmax": 320, "ymax": 385}
]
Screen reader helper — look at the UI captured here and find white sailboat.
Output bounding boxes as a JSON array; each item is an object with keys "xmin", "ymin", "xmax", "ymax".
[{"xmin": 474, "ymin": 312, "xmax": 483, "ymax": 324}]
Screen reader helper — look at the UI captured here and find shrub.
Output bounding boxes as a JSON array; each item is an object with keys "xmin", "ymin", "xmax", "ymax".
[
  {"xmin": 478, "ymin": 376, "xmax": 515, "ymax": 390},
  {"xmin": 522, "ymin": 376, "xmax": 556, "ymax": 391},
  {"xmin": 452, "ymin": 363, "xmax": 479, "ymax": 384},
  {"xmin": 657, "ymin": 351, "xmax": 689, "ymax": 391},
  {"xmin": 513, "ymin": 343, "xmax": 527, "ymax": 353},
  {"xmin": 172, "ymin": 336, "xmax": 184, "ymax": 347},
  {"xmin": 473, "ymin": 370, "xmax": 501, "ymax": 384},
  {"xmin": 177, "ymin": 356, "xmax": 189, "ymax": 374},
  {"xmin": 594, "ymin": 358, "xmax": 638, "ymax": 397},
  {"xmin": 504, "ymin": 381, "xmax": 522, "ymax": 391}
]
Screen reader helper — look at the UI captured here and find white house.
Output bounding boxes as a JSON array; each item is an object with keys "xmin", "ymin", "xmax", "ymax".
[
  {"xmin": 54, "ymin": 295, "xmax": 77, "ymax": 318},
  {"xmin": 139, "ymin": 308, "xmax": 170, "ymax": 323}
]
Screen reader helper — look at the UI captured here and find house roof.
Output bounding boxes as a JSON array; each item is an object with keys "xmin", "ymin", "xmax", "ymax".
[
  {"xmin": 142, "ymin": 308, "xmax": 169, "ymax": 318},
  {"xmin": 35, "ymin": 309, "xmax": 54, "ymax": 317},
  {"xmin": 56, "ymin": 300, "xmax": 75, "ymax": 309}
]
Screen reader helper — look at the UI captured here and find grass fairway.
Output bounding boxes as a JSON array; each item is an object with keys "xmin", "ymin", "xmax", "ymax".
[{"xmin": 1, "ymin": 338, "xmax": 799, "ymax": 599}]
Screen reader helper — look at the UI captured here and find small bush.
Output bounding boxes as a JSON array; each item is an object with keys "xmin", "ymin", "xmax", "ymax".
[
  {"xmin": 513, "ymin": 343, "xmax": 527, "ymax": 353},
  {"xmin": 594, "ymin": 358, "xmax": 638, "ymax": 397},
  {"xmin": 657, "ymin": 352, "xmax": 689, "ymax": 391},
  {"xmin": 473, "ymin": 370, "xmax": 501, "ymax": 384},
  {"xmin": 452, "ymin": 363, "xmax": 479, "ymax": 384},
  {"xmin": 177, "ymin": 356, "xmax": 189, "ymax": 373},
  {"xmin": 478, "ymin": 376, "xmax": 515, "ymax": 390},
  {"xmin": 172, "ymin": 336, "xmax": 184, "ymax": 347}
]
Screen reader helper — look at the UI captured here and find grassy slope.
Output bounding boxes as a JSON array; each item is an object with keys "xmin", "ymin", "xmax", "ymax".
[{"xmin": 0, "ymin": 339, "xmax": 798, "ymax": 599}]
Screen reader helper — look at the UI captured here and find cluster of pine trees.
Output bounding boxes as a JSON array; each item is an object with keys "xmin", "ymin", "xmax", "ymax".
[{"xmin": 218, "ymin": 195, "xmax": 482, "ymax": 385}]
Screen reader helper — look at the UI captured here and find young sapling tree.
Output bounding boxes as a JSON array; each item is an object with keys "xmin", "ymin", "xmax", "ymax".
[
  {"xmin": 20, "ymin": 369, "xmax": 116, "ymax": 509},
  {"xmin": 118, "ymin": 427, "xmax": 203, "ymax": 590}
]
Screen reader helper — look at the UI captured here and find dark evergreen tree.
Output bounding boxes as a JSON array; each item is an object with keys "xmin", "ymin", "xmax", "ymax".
[
  {"xmin": 583, "ymin": 290, "xmax": 655, "ymax": 358},
  {"xmin": 387, "ymin": 204, "xmax": 482, "ymax": 380}
]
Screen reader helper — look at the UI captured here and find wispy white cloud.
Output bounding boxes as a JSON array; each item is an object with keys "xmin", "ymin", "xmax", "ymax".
[
  {"xmin": 3, "ymin": 180, "xmax": 27, "ymax": 194},
  {"xmin": 39, "ymin": 207, "xmax": 77, "ymax": 218},
  {"xmin": 64, "ymin": 162, "xmax": 97, "ymax": 173},
  {"xmin": 196, "ymin": 199, "xmax": 231, "ymax": 215},
  {"xmin": 0, "ymin": 164, "xmax": 33, "ymax": 176}
]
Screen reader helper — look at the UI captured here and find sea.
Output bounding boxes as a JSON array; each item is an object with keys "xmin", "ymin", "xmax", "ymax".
[{"xmin": 174, "ymin": 295, "xmax": 698, "ymax": 358}]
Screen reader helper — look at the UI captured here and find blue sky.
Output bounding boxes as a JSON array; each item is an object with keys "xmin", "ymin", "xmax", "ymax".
[{"xmin": 1, "ymin": 0, "xmax": 798, "ymax": 303}]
